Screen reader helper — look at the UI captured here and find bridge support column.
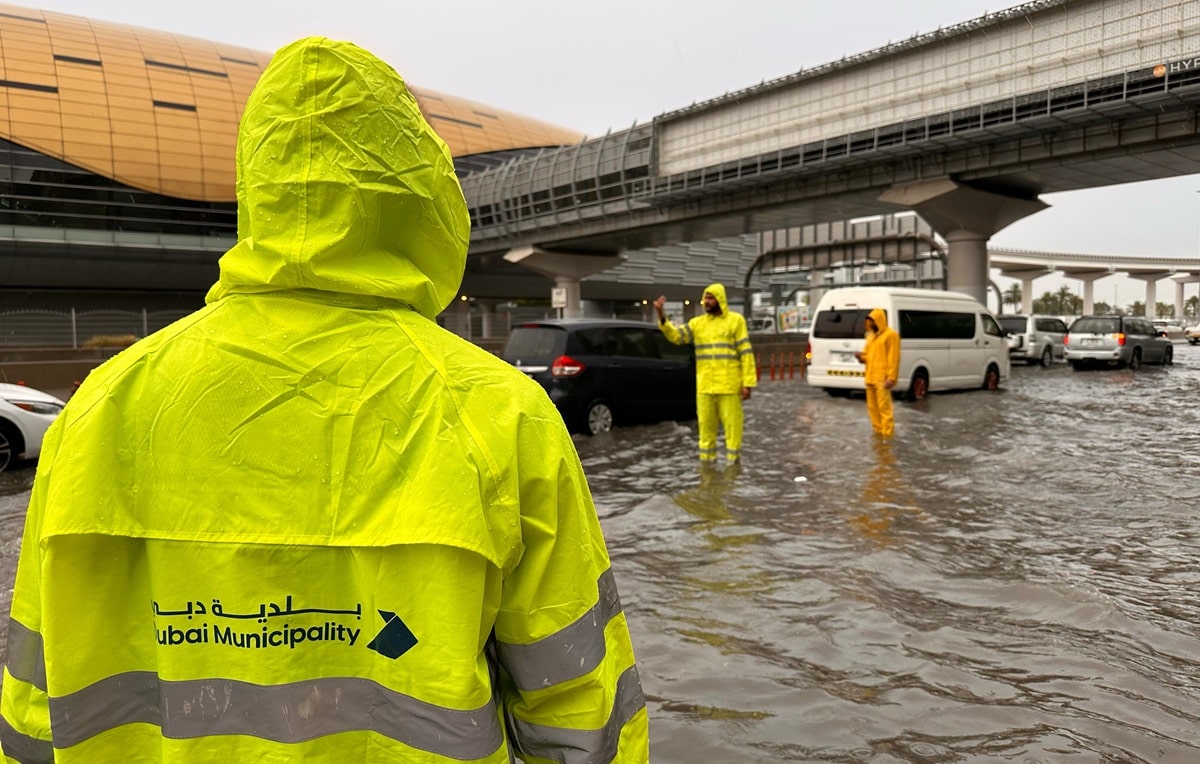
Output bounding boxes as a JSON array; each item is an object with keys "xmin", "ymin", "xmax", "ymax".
[
  {"xmin": 1130, "ymin": 273, "xmax": 1170, "ymax": 319},
  {"xmin": 503, "ymin": 246, "xmax": 625, "ymax": 318},
  {"xmin": 879, "ymin": 178, "xmax": 1047, "ymax": 305},
  {"xmin": 1067, "ymin": 272, "xmax": 1111, "ymax": 315}
]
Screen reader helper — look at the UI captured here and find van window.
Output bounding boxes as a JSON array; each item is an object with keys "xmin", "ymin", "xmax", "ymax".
[
  {"xmin": 653, "ymin": 331, "xmax": 692, "ymax": 361},
  {"xmin": 606, "ymin": 327, "xmax": 654, "ymax": 358},
  {"xmin": 981, "ymin": 314, "xmax": 1004, "ymax": 338},
  {"xmin": 504, "ymin": 326, "xmax": 565, "ymax": 360},
  {"xmin": 812, "ymin": 308, "xmax": 872, "ymax": 339},
  {"xmin": 899, "ymin": 310, "xmax": 974, "ymax": 339}
]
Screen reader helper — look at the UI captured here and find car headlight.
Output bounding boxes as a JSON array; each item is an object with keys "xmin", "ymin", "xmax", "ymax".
[{"xmin": 7, "ymin": 399, "xmax": 64, "ymax": 415}]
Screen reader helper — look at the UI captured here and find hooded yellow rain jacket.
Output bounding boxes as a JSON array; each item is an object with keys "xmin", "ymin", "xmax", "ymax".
[
  {"xmin": 861, "ymin": 307, "xmax": 900, "ymax": 437},
  {"xmin": 660, "ymin": 284, "xmax": 756, "ymax": 395},
  {"xmin": 660, "ymin": 284, "xmax": 756, "ymax": 460},
  {"xmin": 0, "ymin": 38, "xmax": 647, "ymax": 764}
]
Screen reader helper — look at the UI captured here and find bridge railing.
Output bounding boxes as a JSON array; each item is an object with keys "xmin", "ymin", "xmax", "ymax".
[{"xmin": 461, "ymin": 61, "xmax": 1200, "ymax": 245}]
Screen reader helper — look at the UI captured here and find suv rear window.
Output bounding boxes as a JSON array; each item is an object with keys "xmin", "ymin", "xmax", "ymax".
[
  {"xmin": 503, "ymin": 326, "xmax": 566, "ymax": 360},
  {"xmin": 998, "ymin": 317, "xmax": 1026, "ymax": 334},
  {"xmin": 1071, "ymin": 318, "xmax": 1119, "ymax": 334}
]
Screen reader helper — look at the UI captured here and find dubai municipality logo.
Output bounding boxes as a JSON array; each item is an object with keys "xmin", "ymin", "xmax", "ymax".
[{"xmin": 367, "ymin": 610, "xmax": 419, "ymax": 659}]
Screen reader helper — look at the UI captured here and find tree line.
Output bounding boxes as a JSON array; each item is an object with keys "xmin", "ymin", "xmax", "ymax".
[{"xmin": 1000, "ymin": 284, "xmax": 1199, "ymax": 319}]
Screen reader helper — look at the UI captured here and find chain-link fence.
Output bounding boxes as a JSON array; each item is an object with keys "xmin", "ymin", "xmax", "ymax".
[{"xmin": 0, "ymin": 310, "xmax": 192, "ymax": 348}]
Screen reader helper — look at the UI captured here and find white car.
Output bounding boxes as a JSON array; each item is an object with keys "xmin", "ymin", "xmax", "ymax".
[{"xmin": 0, "ymin": 383, "xmax": 66, "ymax": 471}]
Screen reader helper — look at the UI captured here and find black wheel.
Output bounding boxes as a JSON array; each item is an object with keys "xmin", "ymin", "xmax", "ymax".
[
  {"xmin": 0, "ymin": 421, "xmax": 17, "ymax": 473},
  {"xmin": 823, "ymin": 388, "xmax": 851, "ymax": 398},
  {"xmin": 1164, "ymin": 346, "xmax": 1174, "ymax": 366},
  {"xmin": 584, "ymin": 401, "xmax": 614, "ymax": 435},
  {"xmin": 907, "ymin": 370, "xmax": 929, "ymax": 401},
  {"xmin": 1069, "ymin": 360, "xmax": 1083, "ymax": 371},
  {"xmin": 1039, "ymin": 347, "xmax": 1052, "ymax": 367},
  {"xmin": 982, "ymin": 365, "xmax": 1000, "ymax": 391},
  {"xmin": 1127, "ymin": 350, "xmax": 1141, "ymax": 371}
]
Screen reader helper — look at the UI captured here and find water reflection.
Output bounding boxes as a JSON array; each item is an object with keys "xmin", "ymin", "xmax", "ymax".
[{"xmin": 3, "ymin": 349, "xmax": 1200, "ymax": 761}]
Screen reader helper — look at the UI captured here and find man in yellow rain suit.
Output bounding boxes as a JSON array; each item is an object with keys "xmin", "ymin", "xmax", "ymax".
[
  {"xmin": 653, "ymin": 285, "xmax": 756, "ymax": 462},
  {"xmin": 0, "ymin": 38, "xmax": 647, "ymax": 763},
  {"xmin": 854, "ymin": 307, "xmax": 901, "ymax": 438}
]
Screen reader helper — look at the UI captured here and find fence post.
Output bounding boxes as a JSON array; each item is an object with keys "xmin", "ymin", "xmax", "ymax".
[
  {"xmin": 70, "ymin": 308, "xmax": 78, "ymax": 349},
  {"xmin": 142, "ymin": 308, "xmax": 148, "ymax": 338}
]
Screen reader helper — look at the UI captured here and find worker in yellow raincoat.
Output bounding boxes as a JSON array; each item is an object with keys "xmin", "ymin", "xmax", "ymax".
[
  {"xmin": 653, "ymin": 285, "xmax": 756, "ymax": 462},
  {"xmin": 854, "ymin": 307, "xmax": 901, "ymax": 438},
  {"xmin": 0, "ymin": 38, "xmax": 647, "ymax": 763}
]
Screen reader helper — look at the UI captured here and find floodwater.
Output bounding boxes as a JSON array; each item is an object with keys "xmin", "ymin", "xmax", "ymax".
[{"xmin": 1, "ymin": 345, "xmax": 1199, "ymax": 762}]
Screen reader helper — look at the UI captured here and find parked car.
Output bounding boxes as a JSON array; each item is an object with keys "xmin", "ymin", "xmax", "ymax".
[
  {"xmin": 1064, "ymin": 315, "xmax": 1173, "ymax": 370},
  {"xmin": 502, "ymin": 318, "xmax": 696, "ymax": 435},
  {"xmin": 997, "ymin": 314, "xmax": 1069, "ymax": 367},
  {"xmin": 1152, "ymin": 319, "xmax": 1186, "ymax": 341},
  {"xmin": 0, "ymin": 382, "xmax": 66, "ymax": 471},
  {"xmin": 1187, "ymin": 324, "xmax": 1200, "ymax": 345}
]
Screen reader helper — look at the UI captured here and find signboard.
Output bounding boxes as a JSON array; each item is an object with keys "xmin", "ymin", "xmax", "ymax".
[{"xmin": 551, "ymin": 287, "xmax": 568, "ymax": 309}]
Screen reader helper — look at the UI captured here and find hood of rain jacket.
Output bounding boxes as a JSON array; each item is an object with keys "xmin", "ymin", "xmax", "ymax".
[
  {"xmin": 205, "ymin": 37, "xmax": 469, "ymax": 319},
  {"xmin": 703, "ymin": 283, "xmax": 729, "ymax": 315},
  {"xmin": 862, "ymin": 307, "xmax": 900, "ymax": 385}
]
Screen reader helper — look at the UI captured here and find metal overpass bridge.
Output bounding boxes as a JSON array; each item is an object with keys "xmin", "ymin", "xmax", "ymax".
[{"xmin": 456, "ymin": 0, "xmax": 1200, "ymax": 317}]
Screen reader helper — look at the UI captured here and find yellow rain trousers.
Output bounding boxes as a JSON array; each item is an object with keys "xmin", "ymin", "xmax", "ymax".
[
  {"xmin": 0, "ymin": 38, "xmax": 647, "ymax": 763},
  {"xmin": 661, "ymin": 284, "xmax": 757, "ymax": 461},
  {"xmin": 861, "ymin": 307, "xmax": 901, "ymax": 438}
]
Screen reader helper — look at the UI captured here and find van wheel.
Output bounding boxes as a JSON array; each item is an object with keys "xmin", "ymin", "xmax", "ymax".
[
  {"xmin": 982, "ymin": 364, "xmax": 1001, "ymax": 391},
  {"xmin": 907, "ymin": 370, "xmax": 929, "ymax": 401},
  {"xmin": 1127, "ymin": 350, "xmax": 1141, "ymax": 371},
  {"xmin": 823, "ymin": 388, "xmax": 851, "ymax": 398},
  {"xmin": 584, "ymin": 401, "xmax": 614, "ymax": 435},
  {"xmin": 1039, "ymin": 347, "xmax": 1052, "ymax": 367}
]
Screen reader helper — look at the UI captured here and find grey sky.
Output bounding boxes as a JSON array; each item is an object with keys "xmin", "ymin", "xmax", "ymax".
[{"xmin": 19, "ymin": 0, "xmax": 1200, "ymax": 305}]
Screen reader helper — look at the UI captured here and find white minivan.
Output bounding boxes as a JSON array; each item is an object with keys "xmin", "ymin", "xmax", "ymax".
[{"xmin": 805, "ymin": 287, "xmax": 1009, "ymax": 399}]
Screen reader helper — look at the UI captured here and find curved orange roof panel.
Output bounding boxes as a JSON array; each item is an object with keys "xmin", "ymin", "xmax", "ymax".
[{"xmin": 0, "ymin": 4, "xmax": 583, "ymax": 202}]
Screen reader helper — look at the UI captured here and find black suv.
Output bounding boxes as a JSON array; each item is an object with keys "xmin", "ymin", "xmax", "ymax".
[{"xmin": 502, "ymin": 318, "xmax": 697, "ymax": 435}]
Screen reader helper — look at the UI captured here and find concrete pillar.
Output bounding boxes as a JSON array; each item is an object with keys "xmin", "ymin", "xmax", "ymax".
[
  {"xmin": 478, "ymin": 300, "xmax": 501, "ymax": 338},
  {"xmin": 503, "ymin": 246, "xmax": 625, "ymax": 318},
  {"xmin": 1174, "ymin": 278, "xmax": 1186, "ymax": 320},
  {"xmin": 943, "ymin": 231, "xmax": 989, "ymax": 303},
  {"xmin": 555, "ymin": 276, "xmax": 583, "ymax": 319},
  {"xmin": 1130, "ymin": 274, "xmax": 1169, "ymax": 319},
  {"xmin": 1019, "ymin": 276, "xmax": 1038, "ymax": 314},
  {"xmin": 879, "ymin": 178, "xmax": 1047, "ymax": 305},
  {"xmin": 1068, "ymin": 272, "xmax": 1110, "ymax": 316}
]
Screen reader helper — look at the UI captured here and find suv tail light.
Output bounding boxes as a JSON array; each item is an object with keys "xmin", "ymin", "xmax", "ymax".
[
  {"xmin": 551, "ymin": 355, "xmax": 586, "ymax": 377},
  {"xmin": 1116, "ymin": 333, "xmax": 1126, "ymax": 346},
  {"xmin": 804, "ymin": 342, "xmax": 812, "ymax": 362}
]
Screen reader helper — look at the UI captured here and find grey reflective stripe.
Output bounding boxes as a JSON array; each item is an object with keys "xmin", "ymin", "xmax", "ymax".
[
  {"xmin": 695, "ymin": 342, "xmax": 735, "ymax": 351},
  {"xmin": 696, "ymin": 354, "xmax": 739, "ymax": 362},
  {"xmin": 5, "ymin": 619, "xmax": 47, "ymax": 692},
  {"xmin": 0, "ymin": 714, "xmax": 54, "ymax": 764},
  {"xmin": 511, "ymin": 665, "xmax": 645, "ymax": 764},
  {"xmin": 48, "ymin": 672, "xmax": 504, "ymax": 759},
  {"xmin": 496, "ymin": 569, "xmax": 621, "ymax": 691},
  {"xmin": 681, "ymin": 326, "xmax": 694, "ymax": 343}
]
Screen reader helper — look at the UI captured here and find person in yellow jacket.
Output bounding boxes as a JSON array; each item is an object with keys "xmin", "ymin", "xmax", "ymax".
[
  {"xmin": 0, "ymin": 38, "xmax": 648, "ymax": 764},
  {"xmin": 854, "ymin": 307, "xmax": 901, "ymax": 438},
  {"xmin": 653, "ymin": 285, "xmax": 756, "ymax": 462}
]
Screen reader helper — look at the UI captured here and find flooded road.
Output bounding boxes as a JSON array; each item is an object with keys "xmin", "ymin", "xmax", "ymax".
[{"xmin": 1, "ymin": 345, "xmax": 1199, "ymax": 761}]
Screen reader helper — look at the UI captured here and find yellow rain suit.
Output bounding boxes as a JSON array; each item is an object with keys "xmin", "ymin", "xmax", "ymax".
[
  {"xmin": 0, "ymin": 38, "xmax": 647, "ymax": 763},
  {"xmin": 860, "ymin": 307, "xmax": 901, "ymax": 437},
  {"xmin": 661, "ymin": 284, "xmax": 756, "ymax": 461}
]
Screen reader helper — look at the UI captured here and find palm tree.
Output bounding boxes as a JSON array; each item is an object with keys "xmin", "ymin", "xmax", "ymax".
[
  {"xmin": 1155, "ymin": 301, "xmax": 1174, "ymax": 319},
  {"xmin": 1187, "ymin": 295, "xmax": 1199, "ymax": 320},
  {"xmin": 1128, "ymin": 301, "xmax": 1145, "ymax": 317},
  {"xmin": 1002, "ymin": 284, "xmax": 1022, "ymax": 313},
  {"xmin": 1055, "ymin": 285, "xmax": 1076, "ymax": 315}
]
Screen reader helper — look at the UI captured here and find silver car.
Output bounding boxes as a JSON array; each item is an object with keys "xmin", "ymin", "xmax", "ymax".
[
  {"xmin": 998, "ymin": 314, "xmax": 1068, "ymax": 367},
  {"xmin": 1065, "ymin": 315, "xmax": 1173, "ymax": 370}
]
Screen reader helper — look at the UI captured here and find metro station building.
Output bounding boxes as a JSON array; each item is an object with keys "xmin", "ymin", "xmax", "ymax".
[{"xmin": 0, "ymin": 3, "xmax": 584, "ymax": 333}]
